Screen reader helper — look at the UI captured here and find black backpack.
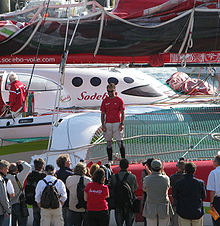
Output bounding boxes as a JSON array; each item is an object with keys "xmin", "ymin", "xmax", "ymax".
[
  {"xmin": 40, "ymin": 179, "xmax": 60, "ymax": 209},
  {"xmin": 25, "ymin": 171, "xmax": 46, "ymax": 205},
  {"xmin": 115, "ymin": 173, "xmax": 133, "ymax": 209},
  {"xmin": 75, "ymin": 176, "xmax": 87, "ymax": 209},
  {"xmin": 25, "ymin": 179, "xmax": 38, "ymax": 205}
]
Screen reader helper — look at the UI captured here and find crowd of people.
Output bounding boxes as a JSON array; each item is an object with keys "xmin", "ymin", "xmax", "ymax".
[{"xmin": 0, "ymin": 154, "xmax": 219, "ymax": 226}]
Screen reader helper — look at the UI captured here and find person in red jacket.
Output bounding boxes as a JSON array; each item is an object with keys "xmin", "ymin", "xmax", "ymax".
[
  {"xmin": 100, "ymin": 83, "xmax": 125, "ymax": 163},
  {"xmin": 8, "ymin": 72, "xmax": 28, "ymax": 115}
]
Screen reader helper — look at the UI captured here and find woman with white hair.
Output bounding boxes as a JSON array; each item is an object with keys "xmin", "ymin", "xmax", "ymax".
[{"xmin": 7, "ymin": 72, "xmax": 28, "ymax": 116}]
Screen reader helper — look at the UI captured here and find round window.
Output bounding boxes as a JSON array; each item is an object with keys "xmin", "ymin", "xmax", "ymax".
[
  {"xmin": 72, "ymin": 77, "xmax": 83, "ymax": 87},
  {"xmin": 90, "ymin": 77, "xmax": 101, "ymax": 86},
  {"xmin": 124, "ymin": 77, "xmax": 134, "ymax": 84},
  {"xmin": 108, "ymin": 77, "xmax": 118, "ymax": 85}
]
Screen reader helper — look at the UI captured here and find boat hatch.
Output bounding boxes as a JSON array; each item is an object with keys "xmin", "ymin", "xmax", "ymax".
[
  {"xmin": 5, "ymin": 73, "xmax": 60, "ymax": 91},
  {"xmin": 18, "ymin": 118, "xmax": 34, "ymax": 124}
]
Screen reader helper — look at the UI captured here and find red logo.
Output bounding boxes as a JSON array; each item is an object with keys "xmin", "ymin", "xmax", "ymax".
[
  {"xmin": 77, "ymin": 92, "xmax": 107, "ymax": 101},
  {"xmin": 60, "ymin": 95, "xmax": 71, "ymax": 102}
]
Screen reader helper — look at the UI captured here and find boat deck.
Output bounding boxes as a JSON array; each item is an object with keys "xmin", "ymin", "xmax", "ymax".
[{"xmin": 87, "ymin": 106, "xmax": 220, "ymax": 164}]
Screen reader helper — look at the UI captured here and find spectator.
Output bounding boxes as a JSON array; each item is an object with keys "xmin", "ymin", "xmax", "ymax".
[
  {"xmin": 66, "ymin": 162, "xmax": 92, "ymax": 226},
  {"xmin": 141, "ymin": 158, "xmax": 154, "ymax": 226},
  {"xmin": 169, "ymin": 160, "xmax": 185, "ymax": 226},
  {"xmin": 110, "ymin": 158, "xmax": 138, "ymax": 226},
  {"xmin": 35, "ymin": 164, "xmax": 67, "ymax": 226},
  {"xmin": 6, "ymin": 161, "xmax": 31, "ymax": 226},
  {"xmin": 173, "ymin": 162, "xmax": 206, "ymax": 226},
  {"xmin": 207, "ymin": 155, "xmax": 220, "ymax": 226},
  {"xmin": 25, "ymin": 158, "xmax": 46, "ymax": 226},
  {"xmin": 56, "ymin": 154, "xmax": 74, "ymax": 226},
  {"xmin": 0, "ymin": 160, "xmax": 11, "ymax": 226},
  {"xmin": 0, "ymin": 160, "xmax": 14, "ymax": 226},
  {"xmin": 100, "ymin": 164, "xmax": 113, "ymax": 185},
  {"xmin": 89, "ymin": 163, "xmax": 100, "ymax": 177},
  {"xmin": 84, "ymin": 168, "xmax": 109, "ymax": 226},
  {"xmin": 142, "ymin": 159, "xmax": 172, "ymax": 226},
  {"xmin": 7, "ymin": 72, "xmax": 28, "ymax": 116},
  {"xmin": 100, "ymin": 83, "xmax": 125, "ymax": 163}
]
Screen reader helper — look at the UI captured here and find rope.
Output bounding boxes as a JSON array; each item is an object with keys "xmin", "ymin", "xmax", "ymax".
[
  {"xmin": 11, "ymin": 18, "xmax": 43, "ymax": 55},
  {"xmin": 178, "ymin": 8, "xmax": 195, "ymax": 54},
  {"xmin": 8, "ymin": 0, "xmax": 52, "ymax": 119},
  {"xmin": 94, "ymin": 11, "xmax": 105, "ymax": 57}
]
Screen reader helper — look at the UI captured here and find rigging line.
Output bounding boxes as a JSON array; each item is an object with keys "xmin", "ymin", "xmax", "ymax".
[
  {"xmin": 94, "ymin": 11, "xmax": 105, "ymax": 57},
  {"xmin": 50, "ymin": 0, "xmax": 78, "ymax": 127},
  {"xmin": 179, "ymin": 7, "xmax": 195, "ymax": 54},
  {"xmin": 163, "ymin": 13, "xmax": 191, "ymax": 53},
  {"xmin": 193, "ymin": 122, "xmax": 220, "ymax": 150},
  {"xmin": 10, "ymin": 0, "xmax": 51, "ymax": 116},
  {"xmin": 184, "ymin": 5, "xmax": 195, "ymax": 53},
  {"xmin": 59, "ymin": 8, "xmax": 83, "ymax": 80},
  {"xmin": 64, "ymin": 0, "xmax": 71, "ymax": 51},
  {"xmin": 48, "ymin": 4, "xmax": 86, "ymax": 151},
  {"xmin": 182, "ymin": 122, "xmax": 220, "ymax": 159},
  {"xmin": 11, "ymin": 18, "xmax": 43, "ymax": 56},
  {"xmin": 105, "ymin": 5, "xmax": 194, "ymax": 29}
]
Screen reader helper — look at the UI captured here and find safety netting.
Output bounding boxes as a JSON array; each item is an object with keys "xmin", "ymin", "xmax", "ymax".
[{"xmin": 86, "ymin": 106, "xmax": 220, "ymax": 163}]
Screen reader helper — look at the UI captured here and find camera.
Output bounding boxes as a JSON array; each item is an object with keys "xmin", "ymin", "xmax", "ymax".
[
  {"xmin": 179, "ymin": 157, "xmax": 184, "ymax": 161},
  {"xmin": 142, "ymin": 160, "xmax": 148, "ymax": 166},
  {"xmin": 17, "ymin": 163, "xmax": 23, "ymax": 173}
]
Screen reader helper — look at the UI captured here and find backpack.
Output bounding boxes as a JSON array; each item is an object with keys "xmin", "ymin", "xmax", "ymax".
[
  {"xmin": 75, "ymin": 176, "xmax": 87, "ymax": 209},
  {"xmin": 40, "ymin": 179, "xmax": 60, "ymax": 209},
  {"xmin": 25, "ymin": 171, "xmax": 46, "ymax": 205},
  {"xmin": 115, "ymin": 173, "xmax": 133, "ymax": 209},
  {"xmin": 25, "ymin": 179, "xmax": 38, "ymax": 205}
]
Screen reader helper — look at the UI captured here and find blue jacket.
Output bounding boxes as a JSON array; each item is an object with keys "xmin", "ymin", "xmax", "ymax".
[{"xmin": 173, "ymin": 174, "xmax": 206, "ymax": 220}]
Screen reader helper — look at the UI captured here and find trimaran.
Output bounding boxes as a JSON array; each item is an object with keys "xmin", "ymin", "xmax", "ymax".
[{"xmin": 0, "ymin": 1, "xmax": 220, "ymax": 224}]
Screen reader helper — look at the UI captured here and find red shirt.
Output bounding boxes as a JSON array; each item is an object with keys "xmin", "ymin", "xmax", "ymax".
[
  {"xmin": 9, "ymin": 80, "xmax": 28, "ymax": 112},
  {"xmin": 84, "ymin": 182, "xmax": 109, "ymax": 211},
  {"xmin": 100, "ymin": 96, "xmax": 125, "ymax": 123}
]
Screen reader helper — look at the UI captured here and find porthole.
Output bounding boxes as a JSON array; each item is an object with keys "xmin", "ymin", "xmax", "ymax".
[
  {"xmin": 124, "ymin": 77, "xmax": 134, "ymax": 84},
  {"xmin": 108, "ymin": 77, "xmax": 118, "ymax": 85},
  {"xmin": 90, "ymin": 77, "xmax": 101, "ymax": 86},
  {"xmin": 72, "ymin": 77, "xmax": 83, "ymax": 87}
]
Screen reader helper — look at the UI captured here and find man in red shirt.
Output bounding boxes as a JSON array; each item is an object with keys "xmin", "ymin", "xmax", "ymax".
[
  {"xmin": 100, "ymin": 83, "xmax": 125, "ymax": 163},
  {"xmin": 8, "ymin": 72, "xmax": 28, "ymax": 116}
]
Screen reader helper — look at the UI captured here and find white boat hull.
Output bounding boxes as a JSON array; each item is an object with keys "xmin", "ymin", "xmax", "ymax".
[{"xmin": 0, "ymin": 113, "xmax": 70, "ymax": 139}]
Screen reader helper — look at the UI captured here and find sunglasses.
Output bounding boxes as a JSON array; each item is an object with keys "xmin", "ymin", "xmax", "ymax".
[{"xmin": 107, "ymin": 90, "xmax": 115, "ymax": 93}]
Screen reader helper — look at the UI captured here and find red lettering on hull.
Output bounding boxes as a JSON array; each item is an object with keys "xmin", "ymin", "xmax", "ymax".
[{"xmin": 77, "ymin": 91, "xmax": 107, "ymax": 101}]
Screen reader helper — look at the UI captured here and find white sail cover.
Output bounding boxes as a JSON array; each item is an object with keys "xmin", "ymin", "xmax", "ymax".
[
  {"xmin": 50, "ymin": 112, "xmax": 101, "ymax": 150},
  {"xmin": 31, "ymin": 111, "xmax": 101, "ymax": 168}
]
